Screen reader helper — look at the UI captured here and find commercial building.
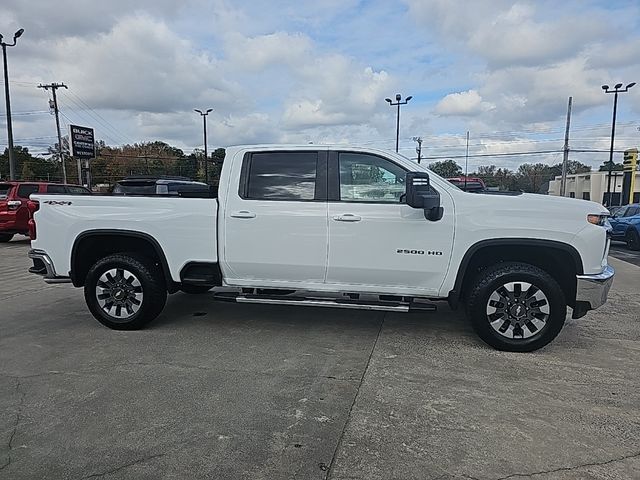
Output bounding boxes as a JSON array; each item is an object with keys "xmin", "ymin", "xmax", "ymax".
[{"xmin": 548, "ymin": 171, "xmax": 640, "ymax": 205}]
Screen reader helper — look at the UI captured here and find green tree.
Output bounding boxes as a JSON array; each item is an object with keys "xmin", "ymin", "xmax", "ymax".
[
  {"xmin": 475, "ymin": 165, "xmax": 498, "ymax": 187},
  {"xmin": 428, "ymin": 159, "xmax": 462, "ymax": 178},
  {"xmin": 515, "ymin": 163, "xmax": 554, "ymax": 193},
  {"xmin": 1, "ymin": 146, "xmax": 59, "ymax": 181},
  {"xmin": 209, "ymin": 147, "xmax": 226, "ymax": 185},
  {"xmin": 21, "ymin": 161, "xmax": 35, "ymax": 180},
  {"xmin": 89, "ymin": 141, "xmax": 187, "ymax": 185},
  {"xmin": 598, "ymin": 161, "xmax": 624, "ymax": 172}
]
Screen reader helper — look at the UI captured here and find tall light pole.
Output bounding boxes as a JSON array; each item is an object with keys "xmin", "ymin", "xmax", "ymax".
[
  {"xmin": 602, "ymin": 82, "xmax": 635, "ymax": 206},
  {"xmin": 1, "ymin": 28, "xmax": 24, "ymax": 180},
  {"xmin": 194, "ymin": 108, "xmax": 213, "ymax": 183},
  {"xmin": 385, "ymin": 93, "xmax": 412, "ymax": 152}
]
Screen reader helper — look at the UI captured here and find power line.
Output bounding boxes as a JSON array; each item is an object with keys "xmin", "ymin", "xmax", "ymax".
[
  {"xmin": 0, "ymin": 110, "xmax": 49, "ymax": 116},
  {"xmin": 423, "ymin": 150, "xmax": 562, "ymax": 160},
  {"xmin": 65, "ymin": 89, "xmax": 136, "ymax": 144},
  {"xmin": 55, "ymin": 96, "xmax": 122, "ymax": 145}
]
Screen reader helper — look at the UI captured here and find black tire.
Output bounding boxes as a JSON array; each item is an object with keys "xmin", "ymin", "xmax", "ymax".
[
  {"xmin": 0, "ymin": 233, "xmax": 14, "ymax": 243},
  {"xmin": 180, "ymin": 284, "xmax": 212, "ymax": 294},
  {"xmin": 626, "ymin": 229, "xmax": 640, "ymax": 251},
  {"xmin": 466, "ymin": 262, "xmax": 566, "ymax": 352},
  {"xmin": 84, "ymin": 253, "xmax": 167, "ymax": 330}
]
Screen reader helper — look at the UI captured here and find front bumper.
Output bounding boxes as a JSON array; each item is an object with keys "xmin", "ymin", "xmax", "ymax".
[
  {"xmin": 576, "ymin": 265, "xmax": 615, "ymax": 311},
  {"xmin": 28, "ymin": 249, "xmax": 72, "ymax": 284}
]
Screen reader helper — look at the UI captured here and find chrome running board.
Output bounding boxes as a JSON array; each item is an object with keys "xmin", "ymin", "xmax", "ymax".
[{"xmin": 233, "ymin": 295, "xmax": 436, "ymax": 313}]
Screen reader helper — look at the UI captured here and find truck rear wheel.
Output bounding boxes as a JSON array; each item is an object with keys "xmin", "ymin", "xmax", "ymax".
[
  {"xmin": 84, "ymin": 253, "xmax": 167, "ymax": 330},
  {"xmin": 466, "ymin": 262, "xmax": 567, "ymax": 352},
  {"xmin": 0, "ymin": 233, "xmax": 14, "ymax": 242}
]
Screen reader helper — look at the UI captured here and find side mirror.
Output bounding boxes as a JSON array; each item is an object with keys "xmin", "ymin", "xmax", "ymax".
[{"xmin": 405, "ymin": 172, "xmax": 443, "ymax": 221}]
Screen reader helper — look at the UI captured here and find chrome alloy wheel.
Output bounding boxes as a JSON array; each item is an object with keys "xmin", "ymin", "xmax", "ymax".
[
  {"xmin": 96, "ymin": 268, "xmax": 143, "ymax": 320},
  {"xmin": 486, "ymin": 281, "xmax": 550, "ymax": 339}
]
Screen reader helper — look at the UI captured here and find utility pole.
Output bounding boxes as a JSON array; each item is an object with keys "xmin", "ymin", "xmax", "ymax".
[
  {"xmin": 194, "ymin": 108, "xmax": 213, "ymax": 183},
  {"xmin": 38, "ymin": 82, "xmax": 68, "ymax": 183},
  {"xmin": 560, "ymin": 96, "xmax": 572, "ymax": 197},
  {"xmin": 385, "ymin": 94, "xmax": 412, "ymax": 152},
  {"xmin": 1, "ymin": 28, "xmax": 24, "ymax": 180},
  {"xmin": 602, "ymin": 82, "xmax": 635, "ymax": 206},
  {"xmin": 464, "ymin": 131, "xmax": 470, "ymax": 191},
  {"xmin": 412, "ymin": 136, "xmax": 422, "ymax": 163}
]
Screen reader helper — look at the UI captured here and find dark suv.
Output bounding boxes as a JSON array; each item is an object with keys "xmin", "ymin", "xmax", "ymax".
[
  {"xmin": 0, "ymin": 181, "xmax": 91, "ymax": 242},
  {"xmin": 111, "ymin": 176, "xmax": 209, "ymax": 196}
]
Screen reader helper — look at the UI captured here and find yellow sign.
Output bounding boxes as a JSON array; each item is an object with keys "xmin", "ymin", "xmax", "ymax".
[{"xmin": 623, "ymin": 148, "xmax": 638, "ymax": 203}]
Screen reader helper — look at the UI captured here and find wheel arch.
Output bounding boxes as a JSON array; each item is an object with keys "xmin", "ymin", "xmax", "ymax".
[
  {"xmin": 70, "ymin": 229, "xmax": 177, "ymax": 292},
  {"xmin": 448, "ymin": 238, "xmax": 583, "ymax": 309}
]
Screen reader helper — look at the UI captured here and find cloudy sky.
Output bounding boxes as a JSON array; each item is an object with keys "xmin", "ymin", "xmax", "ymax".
[{"xmin": 1, "ymin": 0, "xmax": 640, "ymax": 170}]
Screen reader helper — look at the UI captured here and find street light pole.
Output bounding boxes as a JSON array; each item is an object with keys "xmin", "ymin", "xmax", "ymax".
[
  {"xmin": 602, "ymin": 82, "xmax": 635, "ymax": 206},
  {"xmin": 385, "ymin": 94, "xmax": 412, "ymax": 152},
  {"xmin": 1, "ymin": 28, "xmax": 24, "ymax": 180},
  {"xmin": 194, "ymin": 108, "xmax": 213, "ymax": 183}
]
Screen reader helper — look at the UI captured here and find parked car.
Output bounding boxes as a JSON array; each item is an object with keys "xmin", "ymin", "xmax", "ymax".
[
  {"xmin": 446, "ymin": 176, "xmax": 486, "ymax": 193},
  {"xmin": 609, "ymin": 203, "xmax": 640, "ymax": 250},
  {"xmin": 28, "ymin": 145, "xmax": 613, "ymax": 352},
  {"xmin": 111, "ymin": 176, "xmax": 209, "ymax": 196},
  {"xmin": 0, "ymin": 181, "xmax": 91, "ymax": 242},
  {"xmin": 607, "ymin": 205, "xmax": 624, "ymax": 217}
]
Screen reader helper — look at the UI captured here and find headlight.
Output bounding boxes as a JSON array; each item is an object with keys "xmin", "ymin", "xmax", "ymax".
[{"xmin": 587, "ymin": 214, "xmax": 608, "ymax": 226}]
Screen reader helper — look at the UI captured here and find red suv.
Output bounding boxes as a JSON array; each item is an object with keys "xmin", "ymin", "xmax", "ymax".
[{"xmin": 0, "ymin": 181, "xmax": 91, "ymax": 242}]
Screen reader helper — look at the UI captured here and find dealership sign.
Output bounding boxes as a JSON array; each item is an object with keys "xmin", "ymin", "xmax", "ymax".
[{"xmin": 69, "ymin": 124, "xmax": 95, "ymax": 159}]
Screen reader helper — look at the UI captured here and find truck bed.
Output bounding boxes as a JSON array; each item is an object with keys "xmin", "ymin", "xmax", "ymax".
[{"xmin": 31, "ymin": 194, "xmax": 219, "ymax": 283}]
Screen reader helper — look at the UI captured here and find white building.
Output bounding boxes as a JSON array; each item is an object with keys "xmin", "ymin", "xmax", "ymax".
[{"xmin": 548, "ymin": 171, "xmax": 640, "ymax": 205}]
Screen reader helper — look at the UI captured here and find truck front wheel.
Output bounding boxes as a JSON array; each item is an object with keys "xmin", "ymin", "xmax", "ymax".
[
  {"xmin": 84, "ymin": 253, "xmax": 167, "ymax": 330},
  {"xmin": 466, "ymin": 262, "xmax": 567, "ymax": 352}
]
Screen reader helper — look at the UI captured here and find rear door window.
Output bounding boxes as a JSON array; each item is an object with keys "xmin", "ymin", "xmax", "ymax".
[
  {"xmin": 0, "ymin": 183, "xmax": 12, "ymax": 199},
  {"xmin": 17, "ymin": 184, "xmax": 40, "ymax": 199},
  {"xmin": 243, "ymin": 152, "xmax": 318, "ymax": 201}
]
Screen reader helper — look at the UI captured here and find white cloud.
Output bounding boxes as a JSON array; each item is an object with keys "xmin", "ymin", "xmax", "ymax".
[
  {"xmin": 0, "ymin": 0, "xmax": 189, "ymax": 39},
  {"xmin": 434, "ymin": 90, "xmax": 494, "ymax": 117},
  {"xmin": 2, "ymin": 0, "xmax": 640, "ymax": 170},
  {"xmin": 404, "ymin": 0, "xmax": 607, "ymax": 68},
  {"xmin": 225, "ymin": 32, "xmax": 313, "ymax": 71},
  {"xmin": 39, "ymin": 16, "xmax": 241, "ymax": 114},
  {"xmin": 283, "ymin": 59, "xmax": 392, "ymax": 129}
]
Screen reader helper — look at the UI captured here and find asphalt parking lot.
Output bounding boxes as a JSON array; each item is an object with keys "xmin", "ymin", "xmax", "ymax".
[
  {"xmin": 1, "ymin": 236, "xmax": 639, "ymax": 480},
  {"xmin": 609, "ymin": 241, "xmax": 640, "ymax": 267}
]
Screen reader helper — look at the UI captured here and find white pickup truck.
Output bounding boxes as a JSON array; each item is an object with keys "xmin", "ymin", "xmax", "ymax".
[{"xmin": 28, "ymin": 145, "xmax": 614, "ymax": 351}]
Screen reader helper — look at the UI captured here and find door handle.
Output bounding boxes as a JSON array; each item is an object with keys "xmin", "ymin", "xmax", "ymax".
[
  {"xmin": 230, "ymin": 210, "xmax": 256, "ymax": 219},
  {"xmin": 333, "ymin": 214, "xmax": 362, "ymax": 222}
]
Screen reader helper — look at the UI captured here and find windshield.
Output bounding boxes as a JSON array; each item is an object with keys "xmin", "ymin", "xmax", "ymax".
[{"xmin": 0, "ymin": 183, "xmax": 12, "ymax": 199}]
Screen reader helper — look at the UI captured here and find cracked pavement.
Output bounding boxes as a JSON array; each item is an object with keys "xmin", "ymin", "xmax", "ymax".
[{"xmin": 1, "ymin": 236, "xmax": 639, "ymax": 479}]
